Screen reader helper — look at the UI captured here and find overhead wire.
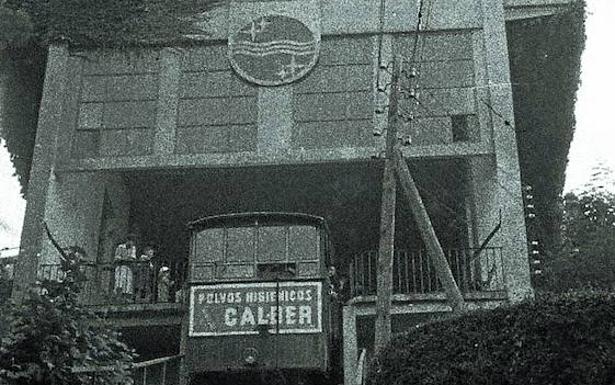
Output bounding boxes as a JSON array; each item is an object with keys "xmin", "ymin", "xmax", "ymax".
[
  {"xmin": 388, "ymin": 0, "xmax": 479, "ymax": 237},
  {"xmin": 387, "ymin": 0, "xmax": 526, "ymax": 236},
  {"xmin": 395, "ymin": 20, "xmax": 523, "ymax": 201}
]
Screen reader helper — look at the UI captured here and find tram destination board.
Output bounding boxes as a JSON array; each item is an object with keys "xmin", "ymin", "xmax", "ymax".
[{"xmin": 189, "ymin": 281, "xmax": 322, "ymax": 337}]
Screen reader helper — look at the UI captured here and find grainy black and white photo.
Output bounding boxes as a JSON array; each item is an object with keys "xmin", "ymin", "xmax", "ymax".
[{"xmin": 1, "ymin": 0, "xmax": 613, "ymax": 384}]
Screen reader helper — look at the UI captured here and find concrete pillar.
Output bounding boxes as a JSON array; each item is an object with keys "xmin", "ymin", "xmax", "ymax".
[
  {"xmin": 154, "ymin": 48, "xmax": 182, "ymax": 155},
  {"xmin": 12, "ymin": 45, "xmax": 70, "ymax": 301},
  {"xmin": 39, "ymin": 172, "xmax": 105, "ymax": 264},
  {"xmin": 342, "ymin": 305, "xmax": 358, "ymax": 385},
  {"xmin": 257, "ymin": 86, "xmax": 293, "ymax": 153},
  {"xmin": 477, "ymin": 0, "xmax": 533, "ymax": 301},
  {"xmin": 468, "ymin": 156, "xmax": 505, "ymax": 290}
]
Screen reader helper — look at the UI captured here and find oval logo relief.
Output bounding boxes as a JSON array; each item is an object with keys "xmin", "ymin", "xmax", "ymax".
[{"xmin": 228, "ymin": 15, "xmax": 320, "ymax": 86}]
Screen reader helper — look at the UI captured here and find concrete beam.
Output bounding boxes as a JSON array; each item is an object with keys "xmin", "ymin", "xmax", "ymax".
[
  {"xmin": 504, "ymin": 0, "xmax": 577, "ymax": 20},
  {"xmin": 55, "ymin": 142, "xmax": 493, "ymax": 173}
]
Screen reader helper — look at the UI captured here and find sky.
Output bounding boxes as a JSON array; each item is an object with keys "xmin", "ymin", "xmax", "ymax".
[
  {"xmin": 0, "ymin": 0, "xmax": 613, "ymax": 253},
  {"xmin": 563, "ymin": 0, "xmax": 615, "ymax": 193},
  {"xmin": 0, "ymin": 138, "xmax": 25, "ymax": 256}
]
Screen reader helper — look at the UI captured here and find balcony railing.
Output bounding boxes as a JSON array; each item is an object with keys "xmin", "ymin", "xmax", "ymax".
[
  {"xmin": 73, "ymin": 354, "xmax": 182, "ymax": 385},
  {"xmin": 349, "ymin": 247, "xmax": 505, "ymax": 297},
  {"xmin": 34, "ymin": 248, "xmax": 503, "ymax": 305},
  {"xmin": 37, "ymin": 260, "xmax": 187, "ymax": 306}
]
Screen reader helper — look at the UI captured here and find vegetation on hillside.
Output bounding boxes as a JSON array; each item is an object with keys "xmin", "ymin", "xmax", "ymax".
[{"xmin": 368, "ymin": 291, "xmax": 615, "ymax": 385}]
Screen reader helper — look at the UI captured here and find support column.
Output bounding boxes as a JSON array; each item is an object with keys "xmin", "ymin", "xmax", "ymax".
[
  {"xmin": 154, "ymin": 48, "xmax": 182, "ymax": 155},
  {"xmin": 39, "ymin": 173, "xmax": 107, "ymax": 264},
  {"xmin": 257, "ymin": 86, "xmax": 293, "ymax": 153},
  {"xmin": 342, "ymin": 305, "xmax": 358, "ymax": 385},
  {"xmin": 479, "ymin": 0, "xmax": 533, "ymax": 301},
  {"xmin": 12, "ymin": 45, "xmax": 70, "ymax": 301},
  {"xmin": 179, "ymin": 304, "xmax": 191, "ymax": 385}
]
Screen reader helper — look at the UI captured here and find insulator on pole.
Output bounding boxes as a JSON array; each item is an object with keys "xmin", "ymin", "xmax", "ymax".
[{"xmin": 375, "ymin": 107, "xmax": 387, "ymax": 114}]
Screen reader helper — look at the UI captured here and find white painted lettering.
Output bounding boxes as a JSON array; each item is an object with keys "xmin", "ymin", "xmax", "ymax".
[
  {"xmin": 286, "ymin": 306, "xmax": 297, "ymax": 325},
  {"xmin": 298, "ymin": 305, "xmax": 312, "ymax": 325},
  {"xmin": 269, "ymin": 306, "xmax": 280, "ymax": 325},
  {"xmin": 240, "ymin": 307, "xmax": 256, "ymax": 326},
  {"xmin": 257, "ymin": 307, "xmax": 270, "ymax": 325},
  {"xmin": 225, "ymin": 307, "xmax": 238, "ymax": 326}
]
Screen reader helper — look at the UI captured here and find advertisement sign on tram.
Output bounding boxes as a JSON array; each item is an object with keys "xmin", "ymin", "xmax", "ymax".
[{"xmin": 189, "ymin": 281, "xmax": 322, "ymax": 337}]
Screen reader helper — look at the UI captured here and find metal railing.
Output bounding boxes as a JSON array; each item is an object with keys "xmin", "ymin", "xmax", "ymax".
[
  {"xmin": 37, "ymin": 260, "xmax": 187, "ymax": 306},
  {"xmin": 349, "ymin": 247, "xmax": 504, "ymax": 297},
  {"xmin": 73, "ymin": 354, "xmax": 183, "ymax": 385}
]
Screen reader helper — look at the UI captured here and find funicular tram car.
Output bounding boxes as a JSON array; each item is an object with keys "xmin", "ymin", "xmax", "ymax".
[{"xmin": 185, "ymin": 212, "xmax": 341, "ymax": 385}]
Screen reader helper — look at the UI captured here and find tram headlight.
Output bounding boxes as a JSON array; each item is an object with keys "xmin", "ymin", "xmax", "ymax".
[{"xmin": 243, "ymin": 348, "xmax": 258, "ymax": 366}]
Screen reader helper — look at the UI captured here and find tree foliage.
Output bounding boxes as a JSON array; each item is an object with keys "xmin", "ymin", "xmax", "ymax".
[
  {"xmin": 1, "ymin": 0, "xmax": 222, "ymax": 48},
  {"xmin": 0, "ymin": 249, "xmax": 136, "ymax": 385},
  {"xmin": 539, "ymin": 165, "xmax": 615, "ymax": 292},
  {"xmin": 507, "ymin": 2, "xmax": 586, "ymax": 256}
]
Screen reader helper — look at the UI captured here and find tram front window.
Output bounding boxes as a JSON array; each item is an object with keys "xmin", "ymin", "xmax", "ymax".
[
  {"xmin": 257, "ymin": 263, "xmax": 297, "ymax": 279},
  {"xmin": 190, "ymin": 215, "xmax": 326, "ymax": 283}
]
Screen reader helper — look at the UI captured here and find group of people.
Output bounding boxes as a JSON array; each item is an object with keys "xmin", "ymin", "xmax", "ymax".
[{"xmin": 113, "ymin": 234, "xmax": 175, "ymax": 303}]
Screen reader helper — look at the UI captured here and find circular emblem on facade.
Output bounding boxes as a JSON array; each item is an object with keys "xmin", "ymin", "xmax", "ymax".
[{"xmin": 229, "ymin": 15, "xmax": 320, "ymax": 86}]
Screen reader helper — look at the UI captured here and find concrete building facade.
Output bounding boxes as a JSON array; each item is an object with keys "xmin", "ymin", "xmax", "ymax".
[{"xmin": 11, "ymin": 0, "xmax": 577, "ymax": 383}]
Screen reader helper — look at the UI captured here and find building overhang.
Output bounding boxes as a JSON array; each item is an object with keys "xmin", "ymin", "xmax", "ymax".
[{"xmin": 504, "ymin": 0, "xmax": 579, "ymax": 20}]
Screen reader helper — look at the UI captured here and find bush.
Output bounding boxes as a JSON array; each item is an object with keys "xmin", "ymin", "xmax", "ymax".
[
  {"xmin": 0, "ymin": 248, "xmax": 136, "ymax": 385},
  {"xmin": 368, "ymin": 291, "xmax": 615, "ymax": 385}
]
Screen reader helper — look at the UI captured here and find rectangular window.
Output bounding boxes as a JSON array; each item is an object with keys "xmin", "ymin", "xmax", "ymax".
[{"xmin": 451, "ymin": 114, "xmax": 479, "ymax": 142}]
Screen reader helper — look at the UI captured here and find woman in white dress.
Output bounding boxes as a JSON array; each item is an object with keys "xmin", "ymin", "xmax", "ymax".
[{"xmin": 114, "ymin": 234, "xmax": 137, "ymax": 300}]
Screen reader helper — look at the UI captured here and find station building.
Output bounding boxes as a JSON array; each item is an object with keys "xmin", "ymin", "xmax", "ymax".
[{"xmin": 8, "ymin": 0, "xmax": 582, "ymax": 383}]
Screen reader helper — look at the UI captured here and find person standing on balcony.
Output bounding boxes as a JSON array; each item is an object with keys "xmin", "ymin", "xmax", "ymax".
[
  {"xmin": 157, "ymin": 265, "xmax": 174, "ymax": 302},
  {"xmin": 114, "ymin": 234, "xmax": 137, "ymax": 301},
  {"xmin": 135, "ymin": 245, "xmax": 155, "ymax": 302}
]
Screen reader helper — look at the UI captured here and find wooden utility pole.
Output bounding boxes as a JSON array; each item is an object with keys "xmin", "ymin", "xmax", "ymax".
[
  {"xmin": 374, "ymin": 56, "xmax": 401, "ymax": 352},
  {"xmin": 392, "ymin": 148, "xmax": 465, "ymax": 314}
]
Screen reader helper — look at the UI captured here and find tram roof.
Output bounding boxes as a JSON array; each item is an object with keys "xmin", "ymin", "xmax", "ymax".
[{"xmin": 187, "ymin": 212, "xmax": 326, "ymax": 230}]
